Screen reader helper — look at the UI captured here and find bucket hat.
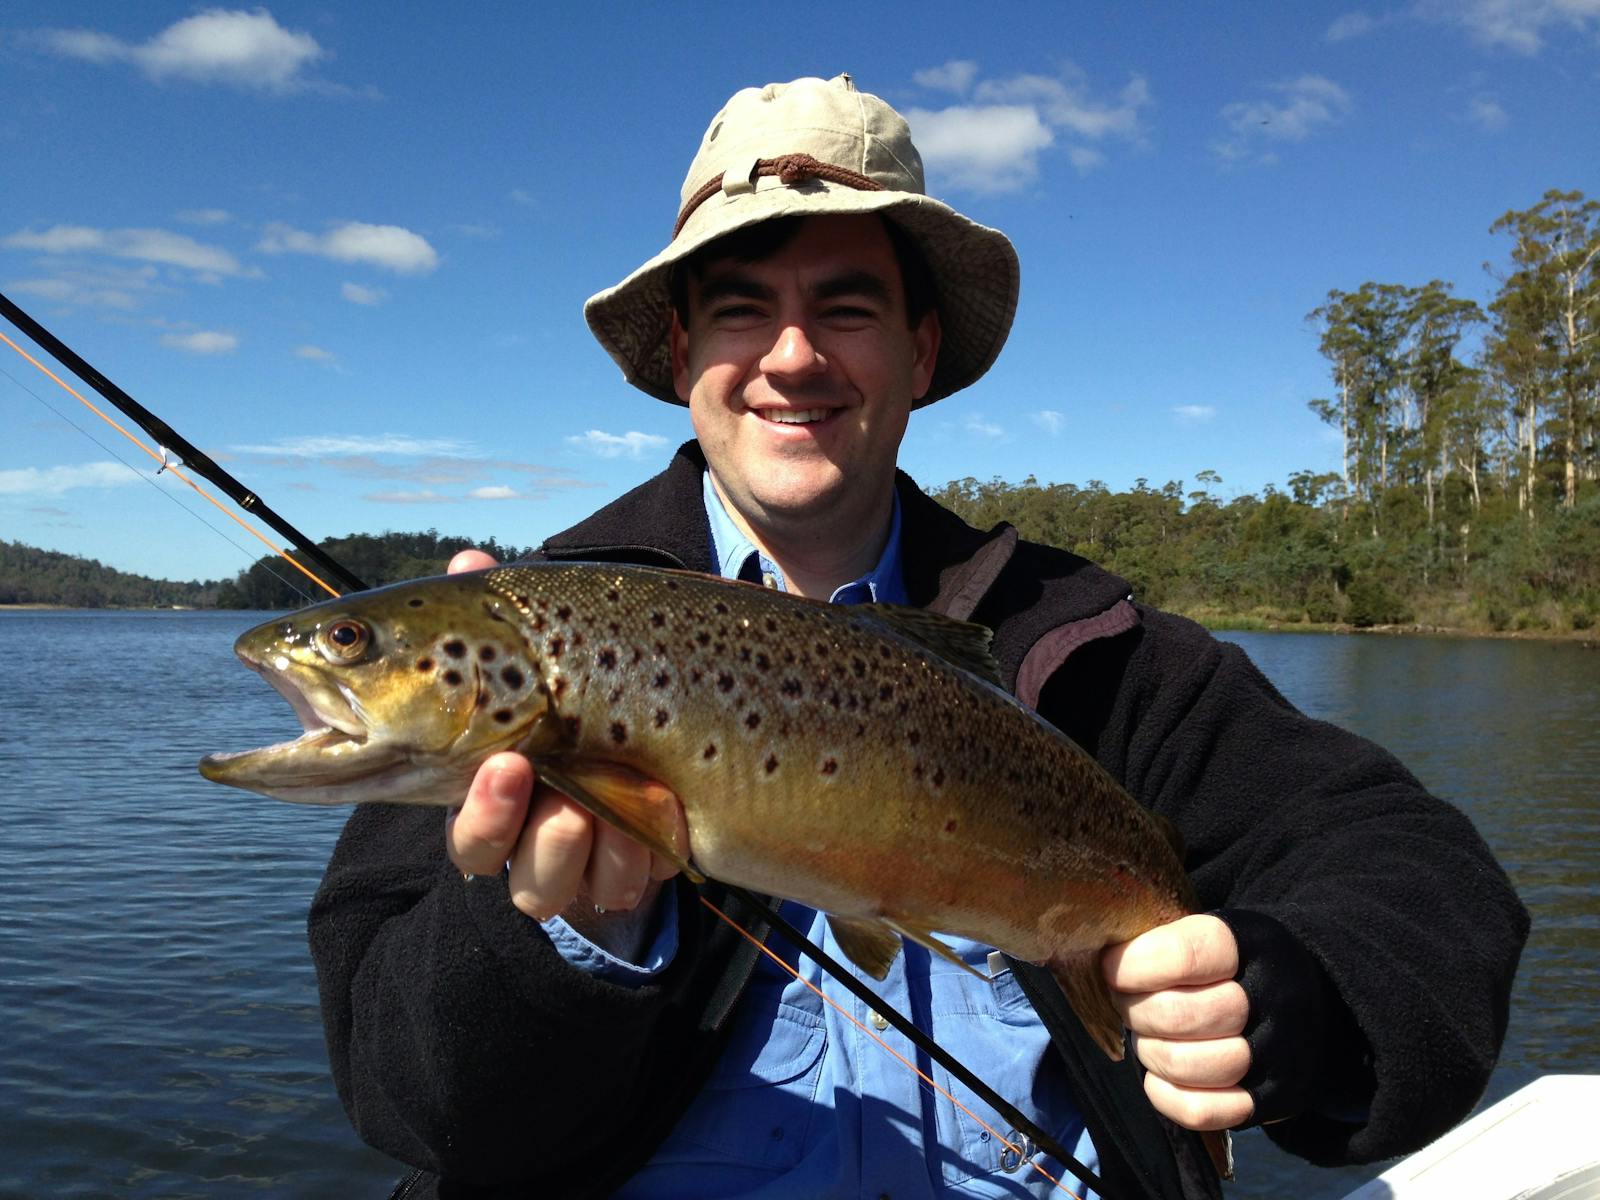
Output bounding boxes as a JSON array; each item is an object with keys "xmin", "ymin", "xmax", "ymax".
[{"xmin": 583, "ymin": 73, "xmax": 1020, "ymax": 408}]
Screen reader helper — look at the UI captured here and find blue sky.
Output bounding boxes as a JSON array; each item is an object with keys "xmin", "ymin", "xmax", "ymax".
[{"xmin": 2, "ymin": 2, "xmax": 1597, "ymax": 585}]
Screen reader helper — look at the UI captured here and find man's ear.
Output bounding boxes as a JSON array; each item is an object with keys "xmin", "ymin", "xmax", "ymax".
[
  {"xmin": 910, "ymin": 308, "xmax": 942, "ymax": 402},
  {"xmin": 670, "ymin": 309, "xmax": 692, "ymax": 404}
]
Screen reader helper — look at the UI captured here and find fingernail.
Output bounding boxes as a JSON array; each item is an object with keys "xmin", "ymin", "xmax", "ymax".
[{"xmin": 488, "ymin": 768, "xmax": 522, "ymax": 805}]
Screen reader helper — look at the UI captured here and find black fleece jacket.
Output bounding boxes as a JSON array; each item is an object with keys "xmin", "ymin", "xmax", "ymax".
[{"xmin": 310, "ymin": 443, "xmax": 1528, "ymax": 1200}]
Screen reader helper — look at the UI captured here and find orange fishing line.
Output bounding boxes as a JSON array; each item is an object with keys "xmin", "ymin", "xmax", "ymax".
[
  {"xmin": 0, "ymin": 327, "xmax": 341, "ymax": 598},
  {"xmin": 699, "ymin": 894, "xmax": 1086, "ymax": 1199}
]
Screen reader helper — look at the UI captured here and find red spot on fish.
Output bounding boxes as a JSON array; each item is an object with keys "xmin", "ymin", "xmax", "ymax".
[{"xmin": 945, "ymin": 819, "xmax": 958, "ymax": 833}]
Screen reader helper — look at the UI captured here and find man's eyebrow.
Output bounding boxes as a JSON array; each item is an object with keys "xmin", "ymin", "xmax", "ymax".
[{"xmin": 692, "ymin": 267, "xmax": 896, "ymax": 309}]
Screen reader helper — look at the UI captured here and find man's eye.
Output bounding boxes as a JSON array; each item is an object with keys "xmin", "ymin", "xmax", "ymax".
[{"xmin": 711, "ymin": 304, "xmax": 762, "ymax": 320}]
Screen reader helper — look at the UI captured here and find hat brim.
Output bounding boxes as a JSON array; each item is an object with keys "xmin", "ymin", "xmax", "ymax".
[{"xmin": 583, "ymin": 179, "xmax": 1019, "ymax": 408}]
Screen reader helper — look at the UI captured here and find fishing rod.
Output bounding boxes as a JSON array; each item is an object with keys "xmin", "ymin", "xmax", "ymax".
[
  {"xmin": 1, "ymin": 290, "xmax": 1109, "ymax": 1196},
  {"xmin": 0, "ymin": 290, "xmax": 368, "ymax": 595}
]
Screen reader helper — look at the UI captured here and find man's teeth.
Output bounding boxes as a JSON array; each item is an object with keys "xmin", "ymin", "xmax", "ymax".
[{"xmin": 761, "ymin": 408, "xmax": 830, "ymax": 424}]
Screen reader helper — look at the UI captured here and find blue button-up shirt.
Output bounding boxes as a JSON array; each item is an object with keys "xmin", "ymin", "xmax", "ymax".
[{"xmin": 545, "ymin": 472, "xmax": 1098, "ymax": 1199}]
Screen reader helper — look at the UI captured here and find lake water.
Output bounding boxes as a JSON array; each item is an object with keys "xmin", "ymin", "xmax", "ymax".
[{"xmin": 0, "ymin": 611, "xmax": 1594, "ymax": 1199}]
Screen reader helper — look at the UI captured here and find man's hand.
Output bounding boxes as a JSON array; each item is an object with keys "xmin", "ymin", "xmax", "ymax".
[
  {"xmin": 1102, "ymin": 914, "xmax": 1255, "ymax": 1131},
  {"xmin": 441, "ymin": 550, "xmax": 687, "ymax": 929}
]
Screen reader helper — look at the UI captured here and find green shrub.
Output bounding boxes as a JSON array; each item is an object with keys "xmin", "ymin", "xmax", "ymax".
[{"xmin": 1345, "ymin": 574, "xmax": 1413, "ymax": 628}]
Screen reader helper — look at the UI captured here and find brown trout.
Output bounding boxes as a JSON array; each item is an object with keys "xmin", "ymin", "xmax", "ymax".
[{"xmin": 200, "ymin": 561, "xmax": 1198, "ymax": 1066}]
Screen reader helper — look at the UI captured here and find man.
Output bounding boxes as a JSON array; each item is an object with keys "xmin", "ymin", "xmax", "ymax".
[{"xmin": 310, "ymin": 76, "xmax": 1527, "ymax": 1200}]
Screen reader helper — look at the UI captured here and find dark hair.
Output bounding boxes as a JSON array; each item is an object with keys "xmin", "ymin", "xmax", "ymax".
[{"xmin": 668, "ymin": 214, "xmax": 938, "ymax": 330}]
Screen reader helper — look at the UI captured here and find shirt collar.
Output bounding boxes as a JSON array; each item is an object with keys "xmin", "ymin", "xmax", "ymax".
[{"xmin": 701, "ymin": 471, "xmax": 907, "ymax": 605}]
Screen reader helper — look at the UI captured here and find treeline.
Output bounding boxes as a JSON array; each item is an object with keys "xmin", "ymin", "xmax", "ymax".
[
  {"xmin": 217, "ymin": 529, "xmax": 535, "ymax": 608},
  {"xmin": 0, "ymin": 540, "xmax": 223, "ymax": 608}
]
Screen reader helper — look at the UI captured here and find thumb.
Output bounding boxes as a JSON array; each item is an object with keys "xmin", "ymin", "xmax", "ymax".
[{"xmin": 448, "ymin": 549, "xmax": 498, "ymax": 574}]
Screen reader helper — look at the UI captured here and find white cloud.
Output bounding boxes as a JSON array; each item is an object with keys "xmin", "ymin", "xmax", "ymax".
[
  {"xmin": 914, "ymin": 60, "xmax": 979, "ymax": 95},
  {"xmin": 1467, "ymin": 94, "xmax": 1509, "ymax": 130},
  {"xmin": 906, "ymin": 63, "xmax": 1151, "ymax": 191},
  {"xmin": 367, "ymin": 489, "xmax": 454, "ymax": 504},
  {"xmin": 1326, "ymin": 11, "xmax": 1380, "ymax": 40},
  {"xmin": 964, "ymin": 414, "xmax": 1005, "ymax": 438},
  {"xmin": 1428, "ymin": 0, "xmax": 1600, "ymax": 53},
  {"xmin": 1032, "ymin": 409, "xmax": 1065, "ymax": 435},
  {"xmin": 0, "ymin": 462, "xmax": 138, "ymax": 495},
  {"xmin": 566, "ymin": 430, "xmax": 670, "ymax": 459},
  {"xmin": 161, "ymin": 330, "xmax": 238, "ymax": 354},
  {"xmin": 1215, "ymin": 76, "xmax": 1352, "ymax": 163},
  {"xmin": 2, "ymin": 223, "xmax": 249, "ymax": 278},
  {"xmin": 176, "ymin": 207, "xmax": 232, "ymax": 225},
  {"xmin": 469, "ymin": 485, "xmax": 518, "ymax": 500},
  {"xmin": 510, "ymin": 188, "xmax": 537, "ymax": 208},
  {"xmin": 1172, "ymin": 404, "xmax": 1217, "ymax": 421},
  {"xmin": 259, "ymin": 221, "xmax": 439, "ymax": 274},
  {"xmin": 232, "ymin": 434, "xmax": 476, "ymax": 457},
  {"xmin": 293, "ymin": 344, "xmax": 334, "ymax": 361},
  {"xmin": 904, "ymin": 105, "xmax": 1054, "ymax": 193},
  {"xmin": 33, "ymin": 9, "xmax": 326, "ymax": 92},
  {"xmin": 341, "ymin": 281, "xmax": 388, "ymax": 305}
]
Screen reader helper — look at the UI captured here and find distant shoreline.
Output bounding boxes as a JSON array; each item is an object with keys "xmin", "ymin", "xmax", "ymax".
[{"xmin": 6, "ymin": 601, "xmax": 1595, "ymax": 646}]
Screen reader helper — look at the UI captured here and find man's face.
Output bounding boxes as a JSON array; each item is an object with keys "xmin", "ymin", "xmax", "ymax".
[{"xmin": 670, "ymin": 214, "xmax": 940, "ymax": 540}]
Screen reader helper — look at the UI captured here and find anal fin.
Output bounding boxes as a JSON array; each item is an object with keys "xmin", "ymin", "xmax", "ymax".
[
  {"xmin": 827, "ymin": 914, "xmax": 902, "ymax": 980},
  {"xmin": 534, "ymin": 757, "xmax": 704, "ymax": 884},
  {"xmin": 1048, "ymin": 951, "xmax": 1127, "ymax": 1061},
  {"xmin": 885, "ymin": 919, "xmax": 988, "ymax": 981}
]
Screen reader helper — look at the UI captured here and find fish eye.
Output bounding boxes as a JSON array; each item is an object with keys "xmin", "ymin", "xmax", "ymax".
[{"xmin": 319, "ymin": 618, "xmax": 371, "ymax": 662}]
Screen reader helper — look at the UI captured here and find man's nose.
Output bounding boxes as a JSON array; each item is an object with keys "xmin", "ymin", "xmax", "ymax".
[{"xmin": 759, "ymin": 322, "xmax": 827, "ymax": 379}]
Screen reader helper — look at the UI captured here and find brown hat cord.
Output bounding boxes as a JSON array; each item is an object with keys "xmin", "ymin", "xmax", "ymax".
[{"xmin": 673, "ymin": 154, "xmax": 886, "ymax": 239}]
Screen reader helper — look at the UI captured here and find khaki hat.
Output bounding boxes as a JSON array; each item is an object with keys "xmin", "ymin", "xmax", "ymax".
[{"xmin": 583, "ymin": 73, "xmax": 1020, "ymax": 408}]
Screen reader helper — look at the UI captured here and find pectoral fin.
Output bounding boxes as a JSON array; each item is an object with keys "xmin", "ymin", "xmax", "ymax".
[
  {"xmin": 827, "ymin": 915, "xmax": 902, "ymax": 980},
  {"xmin": 885, "ymin": 919, "xmax": 988, "ymax": 981},
  {"xmin": 1048, "ymin": 952, "xmax": 1127, "ymax": 1061},
  {"xmin": 533, "ymin": 757, "xmax": 704, "ymax": 884}
]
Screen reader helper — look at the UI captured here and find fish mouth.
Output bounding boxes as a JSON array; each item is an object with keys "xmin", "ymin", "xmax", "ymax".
[{"xmin": 198, "ymin": 649, "xmax": 402, "ymax": 795}]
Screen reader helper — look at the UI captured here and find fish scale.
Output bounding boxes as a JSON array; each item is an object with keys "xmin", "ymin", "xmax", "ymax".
[{"xmin": 201, "ymin": 560, "xmax": 1198, "ymax": 1069}]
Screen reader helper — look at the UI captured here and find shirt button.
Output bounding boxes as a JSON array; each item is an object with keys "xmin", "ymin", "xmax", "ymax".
[{"xmin": 868, "ymin": 1009, "xmax": 889, "ymax": 1031}]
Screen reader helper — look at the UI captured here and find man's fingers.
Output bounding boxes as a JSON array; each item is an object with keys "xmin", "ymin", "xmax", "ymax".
[
  {"xmin": 448, "ymin": 549, "xmax": 498, "ymax": 574},
  {"xmin": 586, "ymin": 820, "xmax": 654, "ymax": 911},
  {"xmin": 1133, "ymin": 1033, "xmax": 1251, "ymax": 1090},
  {"xmin": 446, "ymin": 752, "xmax": 534, "ymax": 875},
  {"xmin": 508, "ymin": 789, "xmax": 594, "ymax": 919},
  {"xmin": 1142, "ymin": 1072, "xmax": 1255, "ymax": 1132},
  {"xmin": 1103, "ymin": 914, "xmax": 1238, "ymax": 993},
  {"xmin": 1116, "ymin": 979, "xmax": 1249, "ymax": 1040}
]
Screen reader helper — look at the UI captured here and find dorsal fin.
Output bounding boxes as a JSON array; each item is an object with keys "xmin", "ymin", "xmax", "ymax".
[{"xmin": 862, "ymin": 605, "xmax": 1001, "ymax": 685}]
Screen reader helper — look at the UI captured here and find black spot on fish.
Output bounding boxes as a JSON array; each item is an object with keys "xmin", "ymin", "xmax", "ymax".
[
  {"xmin": 716, "ymin": 672, "xmax": 734, "ymax": 692},
  {"xmin": 652, "ymin": 671, "xmax": 670, "ymax": 688},
  {"xmin": 608, "ymin": 621, "xmax": 621, "ymax": 636},
  {"xmin": 444, "ymin": 640, "xmax": 466, "ymax": 659},
  {"xmin": 651, "ymin": 612, "xmax": 665, "ymax": 628},
  {"xmin": 878, "ymin": 684, "xmax": 893, "ymax": 701},
  {"xmin": 608, "ymin": 686, "xmax": 624, "ymax": 704},
  {"xmin": 610, "ymin": 722, "xmax": 628, "ymax": 745},
  {"xmin": 479, "ymin": 645, "xmax": 497, "ymax": 662},
  {"xmin": 852, "ymin": 657, "xmax": 866, "ymax": 678},
  {"xmin": 703, "ymin": 742, "xmax": 717, "ymax": 760},
  {"xmin": 765, "ymin": 618, "xmax": 778, "ymax": 633},
  {"xmin": 815, "ymin": 642, "xmax": 830, "ymax": 657},
  {"xmin": 494, "ymin": 709, "xmax": 513, "ymax": 724},
  {"xmin": 572, "ymin": 632, "xmax": 585, "ymax": 648},
  {"xmin": 781, "ymin": 679, "xmax": 803, "ymax": 698},
  {"xmin": 945, "ymin": 818, "xmax": 957, "ymax": 833},
  {"xmin": 548, "ymin": 636, "xmax": 565, "ymax": 658},
  {"xmin": 408, "ymin": 598, "xmax": 425, "ymax": 608},
  {"xmin": 696, "ymin": 631, "xmax": 711, "ymax": 647},
  {"xmin": 714, "ymin": 601, "xmax": 729, "ymax": 615},
  {"xmin": 598, "ymin": 648, "xmax": 617, "ymax": 669},
  {"xmin": 501, "ymin": 666, "xmax": 524, "ymax": 689},
  {"xmin": 417, "ymin": 657, "xmax": 434, "ymax": 672},
  {"xmin": 553, "ymin": 678, "xmax": 569, "ymax": 700},
  {"xmin": 764, "ymin": 754, "xmax": 779, "ymax": 774},
  {"xmin": 654, "ymin": 709, "xmax": 670, "ymax": 728},
  {"xmin": 443, "ymin": 669, "xmax": 463, "ymax": 687},
  {"xmin": 530, "ymin": 613, "xmax": 546, "ymax": 632},
  {"xmin": 755, "ymin": 653, "xmax": 770, "ymax": 671},
  {"xmin": 744, "ymin": 711, "xmax": 761, "ymax": 729},
  {"xmin": 666, "ymin": 580, "xmax": 679, "ymax": 590},
  {"xmin": 821, "ymin": 759, "xmax": 837, "ymax": 775},
  {"xmin": 913, "ymin": 764, "xmax": 924, "ymax": 779},
  {"xmin": 783, "ymin": 649, "xmax": 796, "ymax": 665},
  {"xmin": 606, "ymin": 588, "xmax": 619, "ymax": 603},
  {"xmin": 556, "ymin": 606, "xmax": 572, "ymax": 620},
  {"xmin": 738, "ymin": 646, "xmax": 751, "ymax": 663},
  {"xmin": 879, "ymin": 645, "xmax": 891, "ymax": 658},
  {"xmin": 908, "ymin": 730, "xmax": 921, "ymax": 746},
  {"xmin": 564, "ymin": 716, "xmax": 581, "ymax": 738},
  {"xmin": 690, "ymin": 667, "xmax": 703, "ymax": 684}
]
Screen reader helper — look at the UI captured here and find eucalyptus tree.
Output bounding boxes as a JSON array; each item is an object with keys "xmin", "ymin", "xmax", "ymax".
[{"xmin": 1488, "ymin": 189, "xmax": 1600, "ymax": 510}]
